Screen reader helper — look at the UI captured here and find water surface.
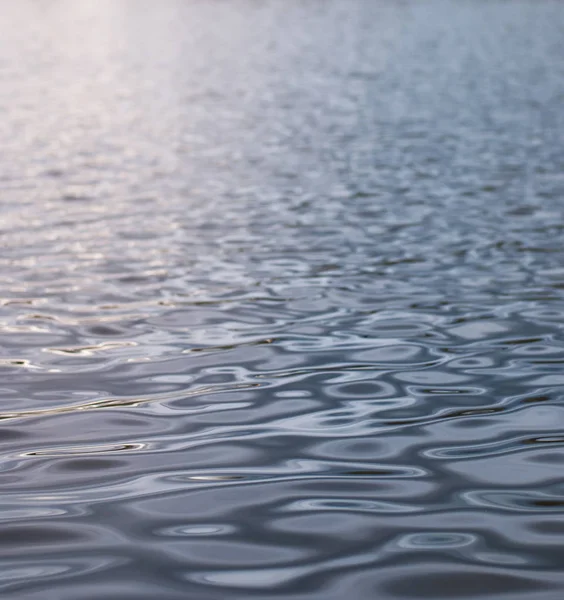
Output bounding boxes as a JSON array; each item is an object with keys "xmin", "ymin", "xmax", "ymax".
[{"xmin": 1, "ymin": 1, "xmax": 564, "ymax": 598}]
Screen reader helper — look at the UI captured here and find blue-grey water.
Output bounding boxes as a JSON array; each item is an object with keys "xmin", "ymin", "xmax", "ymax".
[{"xmin": 1, "ymin": 1, "xmax": 564, "ymax": 598}]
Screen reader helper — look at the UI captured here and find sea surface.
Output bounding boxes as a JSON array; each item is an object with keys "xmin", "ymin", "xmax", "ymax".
[{"xmin": 1, "ymin": 1, "xmax": 564, "ymax": 598}]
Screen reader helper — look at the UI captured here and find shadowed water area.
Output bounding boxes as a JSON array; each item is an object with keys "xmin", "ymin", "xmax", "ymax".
[{"xmin": 1, "ymin": 0, "xmax": 564, "ymax": 598}]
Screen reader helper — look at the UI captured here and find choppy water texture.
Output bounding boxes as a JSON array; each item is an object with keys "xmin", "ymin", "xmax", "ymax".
[{"xmin": 1, "ymin": 0, "xmax": 564, "ymax": 598}]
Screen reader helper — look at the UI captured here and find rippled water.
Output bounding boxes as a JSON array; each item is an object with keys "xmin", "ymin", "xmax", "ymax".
[{"xmin": 2, "ymin": 1, "xmax": 564, "ymax": 598}]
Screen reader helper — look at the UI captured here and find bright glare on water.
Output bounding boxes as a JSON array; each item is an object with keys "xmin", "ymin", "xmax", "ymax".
[{"xmin": 1, "ymin": 1, "xmax": 564, "ymax": 599}]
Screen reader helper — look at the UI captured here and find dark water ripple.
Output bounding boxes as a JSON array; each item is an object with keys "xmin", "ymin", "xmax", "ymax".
[{"xmin": 1, "ymin": 1, "xmax": 564, "ymax": 598}]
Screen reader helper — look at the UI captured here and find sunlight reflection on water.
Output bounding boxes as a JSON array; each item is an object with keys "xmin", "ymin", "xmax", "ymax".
[{"xmin": 1, "ymin": 0, "xmax": 564, "ymax": 598}]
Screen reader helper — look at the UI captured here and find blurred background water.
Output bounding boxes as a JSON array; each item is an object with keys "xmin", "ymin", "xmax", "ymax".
[{"xmin": 1, "ymin": 1, "xmax": 564, "ymax": 598}]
